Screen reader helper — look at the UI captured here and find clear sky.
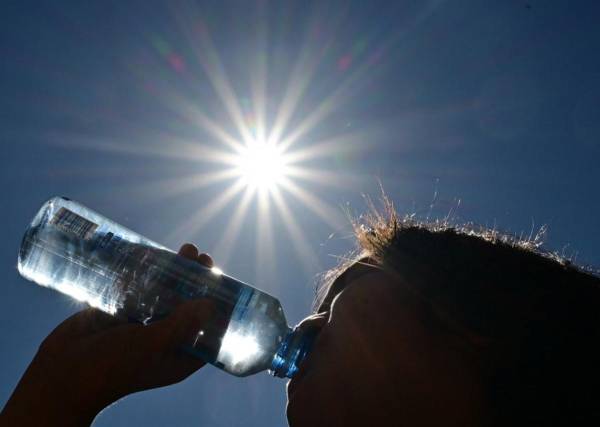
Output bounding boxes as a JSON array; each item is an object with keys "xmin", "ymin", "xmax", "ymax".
[{"xmin": 2, "ymin": 1, "xmax": 600, "ymax": 426}]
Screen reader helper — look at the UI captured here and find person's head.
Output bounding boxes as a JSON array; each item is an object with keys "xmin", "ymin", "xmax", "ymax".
[{"xmin": 286, "ymin": 197, "xmax": 600, "ymax": 427}]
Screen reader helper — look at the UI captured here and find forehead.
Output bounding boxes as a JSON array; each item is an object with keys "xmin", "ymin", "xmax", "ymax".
[{"xmin": 317, "ymin": 260, "xmax": 385, "ymax": 312}]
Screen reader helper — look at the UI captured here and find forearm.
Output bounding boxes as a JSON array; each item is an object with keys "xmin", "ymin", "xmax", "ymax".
[
  {"xmin": 1, "ymin": 391, "xmax": 97, "ymax": 427},
  {"xmin": 0, "ymin": 355, "xmax": 108, "ymax": 427}
]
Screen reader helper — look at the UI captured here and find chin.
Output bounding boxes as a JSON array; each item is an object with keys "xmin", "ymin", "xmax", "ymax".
[
  {"xmin": 287, "ymin": 390, "xmax": 339, "ymax": 427},
  {"xmin": 285, "ymin": 384, "xmax": 301, "ymax": 425},
  {"xmin": 288, "ymin": 405, "xmax": 346, "ymax": 427},
  {"xmin": 286, "ymin": 405, "xmax": 320, "ymax": 427},
  {"xmin": 286, "ymin": 384, "xmax": 317, "ymax": 427},
  {"xmin": 286, "ymin": 397, "xmax": 304, "ymax": 427}
]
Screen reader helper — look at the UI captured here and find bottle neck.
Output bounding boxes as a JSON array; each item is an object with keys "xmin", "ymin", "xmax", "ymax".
[{"xmin": 270, "ymin": 326, "xmax": 317, "ymax": 379}]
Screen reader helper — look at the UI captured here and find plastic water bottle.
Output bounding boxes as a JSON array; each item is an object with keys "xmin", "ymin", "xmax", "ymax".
[{"xmin": 17, "ymin": 196, "xmax": 314, "ymax": 378}]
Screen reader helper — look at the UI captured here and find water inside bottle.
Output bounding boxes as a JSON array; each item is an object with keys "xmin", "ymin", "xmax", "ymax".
[{"xmin": 18, "ymin": 197, "xmax": 293, "ymax": 377}]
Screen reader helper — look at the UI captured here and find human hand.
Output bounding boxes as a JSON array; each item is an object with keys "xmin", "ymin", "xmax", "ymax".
[{"xmin": 1, "ymin": 243, "xmax": 215, "ymax": 427}]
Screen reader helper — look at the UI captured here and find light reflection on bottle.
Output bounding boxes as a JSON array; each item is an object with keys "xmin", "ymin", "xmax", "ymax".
[
  {"xmin": 17, "ymin": 196, "xmax": 316, "ymax": 379},
  {"xmin": 219, "ymin": 330, "xmax": 260, "ymax": 367}
]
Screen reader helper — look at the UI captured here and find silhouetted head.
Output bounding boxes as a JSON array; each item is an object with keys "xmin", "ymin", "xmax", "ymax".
[{"xmin": 287, "ymin": 197, "xmax": 600, "ymax": 427}]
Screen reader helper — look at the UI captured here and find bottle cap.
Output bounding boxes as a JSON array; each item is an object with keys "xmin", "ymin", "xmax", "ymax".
[{"xmin": 270, "ymin": 326, "xmax": 318, "ymax": 378}]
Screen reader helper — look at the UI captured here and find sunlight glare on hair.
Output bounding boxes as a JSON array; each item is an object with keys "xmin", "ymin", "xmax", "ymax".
[{"xmin": 235, "ymin": 139, "xmax": 288, "ymax": 191}]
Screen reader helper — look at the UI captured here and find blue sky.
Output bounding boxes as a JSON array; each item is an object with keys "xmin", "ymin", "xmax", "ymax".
[{"xmin": 2, "ymin": 1, "xmax": 600, "ymax": 426}]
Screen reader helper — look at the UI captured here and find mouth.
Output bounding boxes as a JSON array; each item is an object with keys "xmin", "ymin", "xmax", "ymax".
[
  {"xmin": 286, "ymin": 349, "xmax": 313, "ymax": 398},
  {"xmin": 286, "ymin": 313, "xmax": 327, "ymax": 396}
]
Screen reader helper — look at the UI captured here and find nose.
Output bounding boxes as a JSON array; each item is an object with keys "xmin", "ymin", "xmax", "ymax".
[{"xmin": 293, "ymin": 311, "xmax": 328, "ymax": 336}]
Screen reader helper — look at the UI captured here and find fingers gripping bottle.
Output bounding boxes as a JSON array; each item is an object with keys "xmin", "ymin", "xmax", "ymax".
[{"xmin": 17, "ymin": 197, "xmax": 314, "ymax": 378}]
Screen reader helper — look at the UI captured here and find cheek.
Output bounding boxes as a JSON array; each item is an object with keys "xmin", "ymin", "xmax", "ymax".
[
  {"xmin": 316, "ymin": 298, "xmax": 393, "ymax": 378},
  {"xmin": 324, "ymin": 293, "xmax": 433, "ymax": 381}
]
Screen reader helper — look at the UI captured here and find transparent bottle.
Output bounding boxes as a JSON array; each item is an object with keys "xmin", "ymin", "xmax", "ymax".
[{"xmin": 17, "ymin": 196, "xmax": 313, "ymax": 378}]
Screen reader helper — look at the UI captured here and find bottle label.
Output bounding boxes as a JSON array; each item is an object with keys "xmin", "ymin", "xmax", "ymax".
[{"xmin": 50, "ymin": 207, "xmax": 98, "ymax": 240}]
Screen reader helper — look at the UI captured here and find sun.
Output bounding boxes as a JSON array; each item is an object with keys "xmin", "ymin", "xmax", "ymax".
[
  {"xmin": 234, "ymin": 140, "xmax": 288, "ymax": 191},
  {"xmin": 86, "ymin": 12, "xmax": 366, "ymax": 269}
]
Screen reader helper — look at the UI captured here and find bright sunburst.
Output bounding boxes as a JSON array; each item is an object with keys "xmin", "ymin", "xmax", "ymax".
[
  {"xmin": 57, "ymin": 3, "xmax": 387, "ymax": 275},
  {"xmin": 234, "ymin": 140, "xmax": 288, "ymax": 191}
]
